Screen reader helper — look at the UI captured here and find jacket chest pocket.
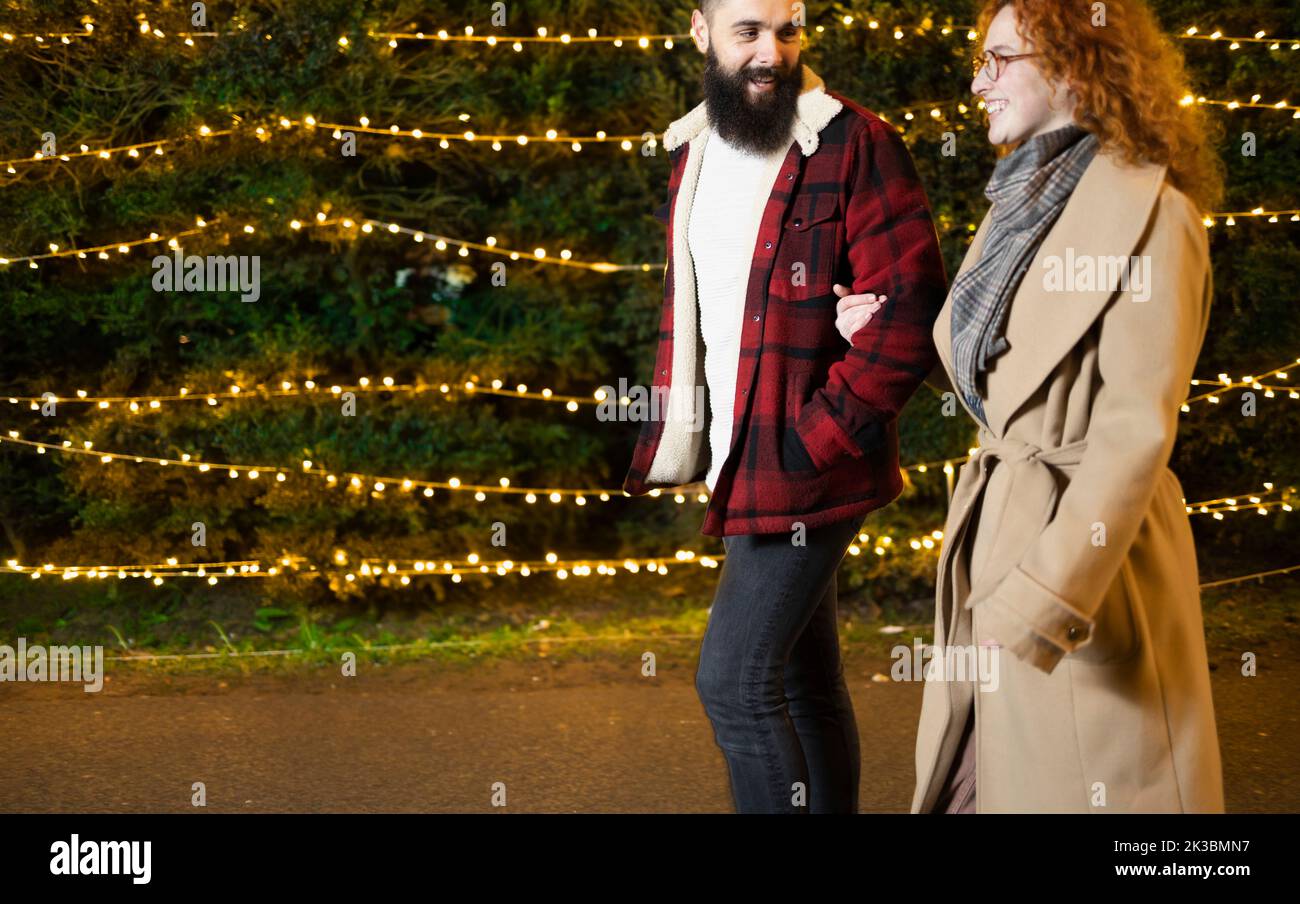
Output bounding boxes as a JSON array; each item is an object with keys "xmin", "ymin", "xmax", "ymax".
[{"xmin": 779, "ymin": 192, "xmax": 841, "ymax": 296}]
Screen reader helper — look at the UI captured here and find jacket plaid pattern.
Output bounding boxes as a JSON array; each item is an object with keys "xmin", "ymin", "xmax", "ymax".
[{"xmin": 622, "ymin": 67, "xmax": 949, "ymax": 536}]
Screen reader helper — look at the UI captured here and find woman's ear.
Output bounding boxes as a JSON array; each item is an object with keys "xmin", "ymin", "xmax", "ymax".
[{"xmin": 1048, "ymin": 78, "xmax": 1080, "ymax": 117}]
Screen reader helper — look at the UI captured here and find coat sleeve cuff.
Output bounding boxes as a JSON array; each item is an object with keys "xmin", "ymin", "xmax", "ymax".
[{"xmin": 969, "ymin": 565, "xmax": 1096, "ymax": 675}]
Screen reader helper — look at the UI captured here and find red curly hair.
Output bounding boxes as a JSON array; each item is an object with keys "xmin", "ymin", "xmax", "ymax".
[{"xmin": 976, "ymin": 0, "xmax": 1225, "ymax": 210}]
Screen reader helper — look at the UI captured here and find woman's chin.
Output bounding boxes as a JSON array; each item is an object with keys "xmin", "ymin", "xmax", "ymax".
[{"xmin": 987, "ymin": 119, "xmax": 1025, "ymax": 147}]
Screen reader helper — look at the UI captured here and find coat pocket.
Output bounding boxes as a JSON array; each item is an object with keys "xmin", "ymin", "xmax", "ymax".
[
  {"xmin": 779, "ymin": 192, "xmax": 841, "ymax": 296},
  {"xmin": 781, "ymin": 372, "xmax": 817, "ymax": 472},
  {"xmin": 1069, "ymin": 558, "xmax": 1141, "ymax": 665},
  {"xmin": 784, "ymin": 192, "xmax": 840, "ymax": 231}
]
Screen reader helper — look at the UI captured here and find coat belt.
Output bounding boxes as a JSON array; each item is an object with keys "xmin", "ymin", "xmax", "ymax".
[{"xmin": 937, "ymin": 428, "xmax": 1090, "ymax": 639}]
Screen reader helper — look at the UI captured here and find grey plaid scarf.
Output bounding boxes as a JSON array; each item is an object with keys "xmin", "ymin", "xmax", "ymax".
[{"xmin": 949, "ymin": 123, "xmax": 1099, "ymax": 425}]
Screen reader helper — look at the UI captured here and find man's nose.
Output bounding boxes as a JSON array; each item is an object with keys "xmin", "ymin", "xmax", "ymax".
[{"xmin": 751, "ymin": 31, "xmax": 778, "ymax": 66}]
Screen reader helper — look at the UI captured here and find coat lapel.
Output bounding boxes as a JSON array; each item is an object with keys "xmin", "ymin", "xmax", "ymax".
[{"xmin": 934, "ymin": 151, "xmax": 1168, "ymax": 436}]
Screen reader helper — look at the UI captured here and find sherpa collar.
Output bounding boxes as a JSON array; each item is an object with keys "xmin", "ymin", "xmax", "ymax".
[{"xmin": 662, "ymin": 64, "xmax": 843, "ymax": 157}]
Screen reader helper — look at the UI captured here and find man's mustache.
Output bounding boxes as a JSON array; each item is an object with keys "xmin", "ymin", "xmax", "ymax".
[{"xmin": 739, "ymin": 65, "xmax": 792, "ymax": 80}]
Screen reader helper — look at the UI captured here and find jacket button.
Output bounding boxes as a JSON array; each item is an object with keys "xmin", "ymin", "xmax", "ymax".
[
  {"xmin": 764, "ymin": 241, "xmax": 772, "ymax": 249},
  {"xmin": 1066, "ymin": 625, "xmax": 1081, "ymax": 641},
  {"xmin": 660, "ymin": 369, "xmax": 667, "ymax": 376},
  {"xmin": 786, "ymin": 173, "xmax": 794, "ymax": 181},
  {"xmin": 792, "ymin": 217, "xmax": 803, "ymax": 227},
  {"xmin": 752, "ymin": 315, "xmax": 760, "ymax": 321}
]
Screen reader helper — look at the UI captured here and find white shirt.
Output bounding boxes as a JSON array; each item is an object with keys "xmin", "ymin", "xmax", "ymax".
[{"xmin": 687, "ymin": 129, "xmax": 789, "ymax": 492}]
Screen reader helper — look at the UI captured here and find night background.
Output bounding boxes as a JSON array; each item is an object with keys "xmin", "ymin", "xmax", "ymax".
[{"xmin": 0, "ymin": 0, "xmax": 1295, "ymax": 813}]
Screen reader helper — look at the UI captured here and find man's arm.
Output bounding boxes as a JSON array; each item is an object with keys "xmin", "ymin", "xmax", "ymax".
[{"xmin": 792, "ymin": 117, "xmax": 949, "ymax": 472}]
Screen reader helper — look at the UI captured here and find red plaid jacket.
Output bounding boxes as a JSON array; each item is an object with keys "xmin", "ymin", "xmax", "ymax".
[{"xmin": 622, "ymin": 66, "xmax": 948, "ymax": 536}]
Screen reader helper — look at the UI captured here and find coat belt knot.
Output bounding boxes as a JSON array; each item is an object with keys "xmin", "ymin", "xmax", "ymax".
[
  {"xmin": 971, "ymin": 427, "xmax": 1088, "ymax": 472},
  {"xmin": 941, "ymin": 431, "xmax": 1091, "ymax": 620}
]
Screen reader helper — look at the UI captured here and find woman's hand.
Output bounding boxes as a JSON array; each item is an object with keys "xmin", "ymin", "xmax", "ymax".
[{"xmin": 833, "ymin": 284, "xmax": 887, "ymax": 344}]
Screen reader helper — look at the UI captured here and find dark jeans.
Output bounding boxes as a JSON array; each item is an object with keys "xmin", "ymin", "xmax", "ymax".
[{"xmin": 695, "ymin": 517, "xmax": 863, "ymax": 813}]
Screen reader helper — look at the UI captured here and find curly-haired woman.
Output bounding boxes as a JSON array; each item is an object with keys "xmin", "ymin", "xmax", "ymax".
[{"xmin": 836, "ymin": 0, "xmax": 1226, "ymax": 812}]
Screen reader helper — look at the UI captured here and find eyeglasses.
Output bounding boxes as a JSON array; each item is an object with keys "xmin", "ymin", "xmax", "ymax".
[{"xmin": 971, "ymin": 50, "xmax": 1040, "ymax": 81}]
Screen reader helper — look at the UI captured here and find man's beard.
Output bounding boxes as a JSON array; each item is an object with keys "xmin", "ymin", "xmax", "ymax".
[{"xmin": 701, "ymin": 46, "xmax": 803, "ymax": 155}]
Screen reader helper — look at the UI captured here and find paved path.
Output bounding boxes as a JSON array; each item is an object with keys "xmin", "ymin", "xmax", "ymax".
[{"xmin": 1, "ymin": 644, "xmax": 1294, "ymax": 812}]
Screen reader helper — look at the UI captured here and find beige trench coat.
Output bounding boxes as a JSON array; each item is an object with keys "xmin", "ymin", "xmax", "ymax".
[{"xmin": 911, "ymin": 150, "xmax": 1226, "ymax": 813}]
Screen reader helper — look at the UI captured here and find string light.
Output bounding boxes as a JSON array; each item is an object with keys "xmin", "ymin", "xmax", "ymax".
[
  {"xmin": 0, "ymin": 20, "xmax": 979, "ymax": 49},
  {"xmin": 7, "ymin": 478, "xmax": 1281, "ymax": 584},
  {"xmin": 1180, "ymin": 26, "xmax": 1300, "ymax": 51},
  {"xmin": 6, "ymin": 376, "xmax": 606, "ymax": 412},
  {"xmin": 0, "ymin": 214, "xmax": 654, "ymax": 272},
  {"xmin": 12, "ymin": 382, "xmax": 970, "ymax": 471},
  {"xmin": 1184, "ymin": 357, "xmax": 1298, "ymax": 408},
  {"xmin": 0, "ymin": 428, "xmax": 691, "ymax": 504},
  {"xmin": 340, "ymin": 216, "xmax": 650, "ymax": 272},
  {"xmin": 0, "ymin": 100, "xmax": 954, "ymax": 178},
  {"xmin": 6, "ymin": 19, "xmax": 1295, "ymax": 55},
  {"xmin": 1, "ymin": 519, "xmax": 962, "ymax": 587},
  {"xmin": 2, "ymin": 552, "xmax": 722, "ymax": 583},
  {"xmin": 0, "ymin": 116, "xmax": 658, "ymax": 175},
  {"xmin": 377, "ymin": 21, "xmax": 980, "ymax": 47},
  {"xmin": 879, "ymin": 97, "xmax": 980, "ymax": 135},
  {"xmin": 1184, "ymin": 482, "xmax": 1297, "ymax": 519},
  {"xmin": 809, "ymin": 19, "xmax": 977, "ymax": 40},
  {"xmin": 0, "ymin": 124, "xmax": 233, "ymax": 172},
  {"xmin": 0, "ymin": 219, "xmax": 213, "ymax": 267},
  {"xmin": 0, "ymin": 427, "xmax": 965, "ymax": 507},
  {"xmin": 0, "ymin": 19, "xmax": 96, "ymax": 43},
  {"xmin": 366, "ymin": 27, "xmax": 682, "ymax": 48},
  {"xmin": 315, "ymin": 117, "xmax": 654, "ymax": 153},
  {"xmin": 3, "ymin": 479, "xmax": 1284, "ymax": 586},
  {"xmin": 1180, "ymin": 93, "xmax": 1300, "ymax": 118},
  {"xmin": 1202, "ymin": 209, "xmax": 1300, "ymax": 226},
  {"xmin": 1199, "ymin": 499, "xmax": 1294, "ymax": 519},
  {"xmin": 4, "ymin": 194, "xmax": 1285, "ymax": 276},
  {"xmin": 10, "ymin": 553, "xmax": 1296, "ymax": 601},
  {"xmin": 7, "ymin": 83, "xmax": 1294, "ymax": 180}
]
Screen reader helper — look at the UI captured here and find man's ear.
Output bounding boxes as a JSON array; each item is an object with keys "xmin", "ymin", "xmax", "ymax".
[{"xmin": 691, "ymin": 9, "xmax": 709, "ymax": 53}]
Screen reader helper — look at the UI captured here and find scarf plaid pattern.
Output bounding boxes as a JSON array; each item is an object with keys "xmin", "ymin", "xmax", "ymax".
[{"xmin": 950, "ymin": 124, "xmax": 1099, "ymax": 425}]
